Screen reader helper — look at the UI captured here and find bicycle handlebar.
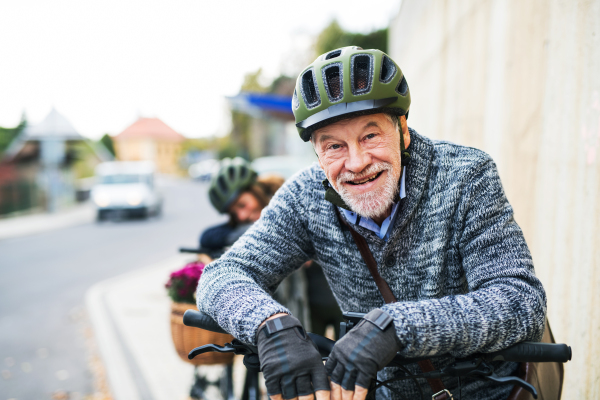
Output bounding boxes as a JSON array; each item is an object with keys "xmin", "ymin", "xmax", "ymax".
[
  {"xmin": 489, "ymin": 342, "xmax": 571, "ymax": 363},
  {"xmin": 182, "ymin": 310, "xmax": 571, "ymax": 364},
  {"xmin": 183, "ymin": 309, "xmax": 228, "ymax": 334}
]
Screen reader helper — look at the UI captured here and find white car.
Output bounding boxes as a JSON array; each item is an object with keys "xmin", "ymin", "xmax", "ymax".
[{"xmin": 91, "ymin": 161, "xmax": 163, "ymax": 220}]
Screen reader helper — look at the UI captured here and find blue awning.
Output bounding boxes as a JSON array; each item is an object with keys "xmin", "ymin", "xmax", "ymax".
[{"xmin": 227, "ymin": 92, "xmax": 293, "ymax": 116}]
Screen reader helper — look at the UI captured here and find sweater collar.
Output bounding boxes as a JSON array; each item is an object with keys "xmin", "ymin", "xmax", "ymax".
[{"xmin": 393, "ymin": 128, "xmax": 433, "ymax": 233}]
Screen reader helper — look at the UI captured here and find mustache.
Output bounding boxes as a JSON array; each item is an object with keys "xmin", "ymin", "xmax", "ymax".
[{"xmin": 336, "ymin": 162, "xmax": 392, "ymax": 185}]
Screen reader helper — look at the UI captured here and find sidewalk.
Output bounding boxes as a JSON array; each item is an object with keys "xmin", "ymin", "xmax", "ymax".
[
  {"xmin": 86, "ymin": 254, "xmax": 195, "ymax": 400},
  {"xmin": 86, "ymin": 254, "xmax": 253, "ymax": 400},
  {"xmin": 0, "ymin": 202, "xmax": 95, "ymax": 240}
]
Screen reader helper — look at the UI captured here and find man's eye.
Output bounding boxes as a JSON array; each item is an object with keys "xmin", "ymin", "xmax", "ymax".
[{"xmin": 365, "ymin": 133, "xmax": 377, "ymax": 140}]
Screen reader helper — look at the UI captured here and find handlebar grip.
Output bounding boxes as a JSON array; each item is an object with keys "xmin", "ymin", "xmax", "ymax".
[
  {"xmin": 179, "ymin": 247, "xmax": 206, "ymax": 254},
  {"xmin": 183, "ymin": 310, "xmax": 228, "ymax": 334},
  {"xmin": 490, "ymin": 342, "xmax": 572, "ymax": 363}
]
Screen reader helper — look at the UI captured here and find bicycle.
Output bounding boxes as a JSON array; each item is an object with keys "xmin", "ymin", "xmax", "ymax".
[{"xmin": 182, "ymin": 310, "xmax": 571, "ymax": 400}]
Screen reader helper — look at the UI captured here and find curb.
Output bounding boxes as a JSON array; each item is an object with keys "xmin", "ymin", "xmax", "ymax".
[
  {"xmin": 85, "ymin": 255, "xmax": 195, "ymax": 400},
  {"xmin": 0, "ymin": 203, "xmax": 95, "ymax": 240},
  {"xmin": 87, "ymin": 280, "xmax": 143, "ymax": 400}
]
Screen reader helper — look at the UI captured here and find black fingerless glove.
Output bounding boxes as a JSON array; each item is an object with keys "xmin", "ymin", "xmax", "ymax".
[
  {"xmin": 257, "ymin": 315, "xmax": 330, "ymax": 399},
  {"xmin": 325, "ymin": 309, "xmax": 401, "ymax": 390}
]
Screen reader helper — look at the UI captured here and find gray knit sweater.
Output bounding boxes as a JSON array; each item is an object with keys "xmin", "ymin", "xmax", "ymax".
[{"xmin": 196, "ymin": 129, "xmax": 546, "ymax": 399}]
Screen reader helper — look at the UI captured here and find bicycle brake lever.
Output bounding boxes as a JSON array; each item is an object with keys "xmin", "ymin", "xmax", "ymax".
[
  {"xmin": 465, "ymin": 361, "xmax": 538, "ymax": 399},
  {"xmin": 188, "ymin": 343, "xmax": 235, "ymax": 359},
  {"xmin": 188, "ymin": 339, "xmax": 257, "ymax": 360},
  {"xmin": 482, "ymin": 374, "xmax": 538, "ymax": 399}
]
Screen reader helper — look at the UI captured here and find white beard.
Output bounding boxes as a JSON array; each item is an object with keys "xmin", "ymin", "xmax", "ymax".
[{"xmin": 332, "ymin": 162, "xmax": 400, "ymax": 220}]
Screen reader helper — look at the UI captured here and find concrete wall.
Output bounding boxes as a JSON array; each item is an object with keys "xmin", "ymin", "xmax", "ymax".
[{"xmin": 390, "ymin": 0, "xmax": 599, "ymax": 397}]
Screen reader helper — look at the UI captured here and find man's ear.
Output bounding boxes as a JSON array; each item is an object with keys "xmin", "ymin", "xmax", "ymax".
[{"xmin": 400, "ymin": 115, "xmax": 410, "ymax": 148}]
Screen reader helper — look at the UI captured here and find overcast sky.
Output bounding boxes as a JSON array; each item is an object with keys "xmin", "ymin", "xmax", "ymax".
[{"xmin": 0, "ymin": 0, "xmax": 400, "ymax": 139}]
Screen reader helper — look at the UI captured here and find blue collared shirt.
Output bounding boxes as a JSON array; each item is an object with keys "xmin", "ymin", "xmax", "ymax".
[{"xmin": 339, "ymin": 167, "xmax": 407, "ymax": 241}]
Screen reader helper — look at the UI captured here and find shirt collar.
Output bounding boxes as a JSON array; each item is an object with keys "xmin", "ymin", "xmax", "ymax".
[{"xmin": 339, "ymin": 166, "xmax": 407, "ymax": 240}]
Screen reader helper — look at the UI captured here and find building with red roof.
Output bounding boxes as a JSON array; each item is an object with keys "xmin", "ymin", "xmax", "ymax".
[{"xmin": 113, "ymin": 117, "xmax": 185, "ymax": 174}]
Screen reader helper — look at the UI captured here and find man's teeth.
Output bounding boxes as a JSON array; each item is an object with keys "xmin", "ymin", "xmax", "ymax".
[{"xmin": 351, "ymin": 174, "xmax": 378, "ymax": 184}]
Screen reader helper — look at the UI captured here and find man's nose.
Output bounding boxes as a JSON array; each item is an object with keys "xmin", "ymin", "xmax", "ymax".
[{"xmin": 345, "ymin": 145, "xmax": 371, "ymax": 173}]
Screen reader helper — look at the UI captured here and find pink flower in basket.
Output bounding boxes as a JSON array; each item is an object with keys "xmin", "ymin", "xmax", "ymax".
[{"xmin": 165, "ymin": 261, "xmax": 205, "ymax": 304}]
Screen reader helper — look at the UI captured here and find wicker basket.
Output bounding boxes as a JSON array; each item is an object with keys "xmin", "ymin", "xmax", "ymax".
[{"xmin": 170, "ymin": 302, "xmax": 235, "ymax": 365}]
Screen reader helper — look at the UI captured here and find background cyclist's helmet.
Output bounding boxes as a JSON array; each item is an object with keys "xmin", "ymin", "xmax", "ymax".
[
  {"xmin": 292, "ymin": 46, "xmax": 411, "ymax": 142},
  {"xmin": 209, "ymin": 157, "xmax": 257, "ymax": 213}
]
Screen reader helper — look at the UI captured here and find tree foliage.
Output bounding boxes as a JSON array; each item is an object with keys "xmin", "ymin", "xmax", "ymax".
[
  {"xmin": 241, "ymin": 69, "xmax": 270, "ymax": 93},
  {"xmin": 0, "ymin": 114, "xmax": 27, "ymax": 156},
  {"xmin": 314, "ymin": 20, "xmax": 388, "ymax": 57},
  {"xmin": 99, "ymin": 133, "xmax": 115, "ymax": 157}
]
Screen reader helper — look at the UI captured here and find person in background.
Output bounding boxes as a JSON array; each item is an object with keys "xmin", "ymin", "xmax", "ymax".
[
  {"xmin": 304, "ymin": 260, "xmax": 344, "ymax": 339},
  {"xmin": 198, "ymin": 157, "xmax": 284, "ymax": 261}
]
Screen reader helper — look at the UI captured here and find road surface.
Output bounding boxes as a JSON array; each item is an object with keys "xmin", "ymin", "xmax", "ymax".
[{"xmin": 0, "ymin": 178, "xmax": 224, "ymax": 400}]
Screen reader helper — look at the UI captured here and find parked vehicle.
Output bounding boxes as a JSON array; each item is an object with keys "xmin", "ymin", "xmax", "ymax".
[
  {"xmin": 188, "ymin": 159, "xmax": 219, "ymax": 181},
  {"xmin": 91, "ymin": 161, "xmax": 163, "ymax": 220}
]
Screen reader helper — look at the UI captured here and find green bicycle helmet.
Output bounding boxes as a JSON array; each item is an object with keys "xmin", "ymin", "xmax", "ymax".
[
  {"xmin": 292, "ymin": 46, "xmax": 411, "ymax": 142},
  {"xmin": 208, "ymin": 157, "xmax": 257, "ymax": 213}
]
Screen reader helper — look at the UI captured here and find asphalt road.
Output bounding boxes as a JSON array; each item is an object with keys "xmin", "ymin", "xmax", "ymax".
[{"xmin": 0, "ymin": 178, "xmax": 224, "ymax": 400}]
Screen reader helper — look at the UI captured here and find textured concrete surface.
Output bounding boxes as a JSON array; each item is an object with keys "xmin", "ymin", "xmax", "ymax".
[
  {"xmin": 86, "ymin": 255, "xmax": 195, "ymax": 400},
  {"xmin": 390, "ymin": 1, "xmax": 599, "ymax": 397}
]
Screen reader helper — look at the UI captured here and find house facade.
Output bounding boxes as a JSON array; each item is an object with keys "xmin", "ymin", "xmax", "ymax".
[{"xmin": 113, "ymin": 117, "xmax": 185, "ymax": 175}]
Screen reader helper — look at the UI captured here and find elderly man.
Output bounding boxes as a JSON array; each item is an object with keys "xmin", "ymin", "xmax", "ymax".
[{"xmin": 196, "ymin": 47, "xmax": 546, "ymax": 400}]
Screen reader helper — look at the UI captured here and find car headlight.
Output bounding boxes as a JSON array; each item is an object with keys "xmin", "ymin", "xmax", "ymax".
[
  {"xmin": 93, "ymin": 193, "xmax": 111, "ymax": 208},
  {"xmin": 126, "ymin": 192, "xmax": 143, "ymax": 206}
]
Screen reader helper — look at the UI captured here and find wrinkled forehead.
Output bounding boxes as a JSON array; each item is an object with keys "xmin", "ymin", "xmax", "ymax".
[{"xmin": 311, "ymin": 113, "xmax": 394, "ymax": 144}]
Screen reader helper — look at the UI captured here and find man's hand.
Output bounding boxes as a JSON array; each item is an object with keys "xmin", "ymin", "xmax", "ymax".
[
  {"xmin": 257, "ymin": 314, "xmax": 330, "ymax": 400},
  {"xmin": 197, "ymin": 253, "xmax": 214, "ymax": 265},
  {"xmin": 325, "ymin": 309, "xmax": 400, "ymax": 400}
]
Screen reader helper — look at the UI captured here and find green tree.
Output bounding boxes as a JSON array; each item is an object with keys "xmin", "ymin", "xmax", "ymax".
[
  {"xmin": 71, "ymin": 141, "xmax": 98, "ymax": 179},
  {"xmin": 241, "ymin": 68, "xmax": 269, "ymax": 93},
  {"xmin": 99, "ymin": 133, "xmax": 115, "ymax": 157},
  {"xmin": 314, "ymin": 19, "xmax": 388, "ymax": 57},
  {"xmin": 0, "ymin": 113, "xmax": 27, "ymax": 155}
]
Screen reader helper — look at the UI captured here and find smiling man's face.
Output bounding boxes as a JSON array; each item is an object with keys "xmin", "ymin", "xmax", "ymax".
[{"xmin": 312, "ymin": 113, "xmax": 409, "ymax": 223}]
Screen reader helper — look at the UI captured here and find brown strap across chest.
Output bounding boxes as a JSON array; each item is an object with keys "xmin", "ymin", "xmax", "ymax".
[{"xmin": 334, "ymin": 208, "xmax": 450, "ymax": 399}]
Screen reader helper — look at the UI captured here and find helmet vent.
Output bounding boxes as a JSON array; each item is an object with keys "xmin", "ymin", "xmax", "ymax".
[
  {"xmin": 322, "ymin": 63, "xmax": 343, "ymax": 102},
  {"xmin": 325, "ymin": 50, "xmax": 342, "ymax": 60},
  {"xmin": 351, "ymin": 54, "xmax": 373, "ymax": 95},
  {"xmin": 292, "ymin": 89, "xmax": 300, "ymax": 110},
  {"xmin": 396, "ymin": 76, "xmax": 409, "ymax": 96},
  {"xmin": 217, "ymin": 176, "xmax": 227, "ymax": 193},
  {"xmin": 301, "ymin": 68, "xmax": 321, "ymax": 109},
  {"xmin": 379, "ymin": 55, "xmax": 397, "ymax": 83}
]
